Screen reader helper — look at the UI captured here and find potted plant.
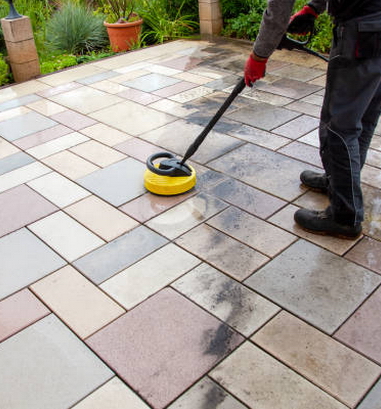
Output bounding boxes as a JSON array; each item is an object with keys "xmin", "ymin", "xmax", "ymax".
[{"xmin": 102, "ymin": 0, "xmax": 143, "ymax": 52}]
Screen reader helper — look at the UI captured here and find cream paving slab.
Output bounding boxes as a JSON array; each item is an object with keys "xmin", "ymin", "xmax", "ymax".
[
  {"xmin": 13, "ymin": 124, "xmax": 72, "ymax": 150},
  {"xmin": 65, "ymin": 195, "xmax": 139, "ymax": 242},
  {"xmin": 49, "ymin": 86, "xmax": 124, "ymax": 114},
  {"xmin": 0, "ymin": 289, "xmax": 50, "ymax": 342},
  {"xmin": 42, "ymin": 150, "xmax": 100, "ymax": 180},
  {"xmin": 169, "ymin": 86, "xmax": 214, "ymax": 103},
  {"xmin": 89, "ymin": 100, "xmax": 176, "ymax": 136},
  {"xmin": 101, "ymin": 243, "xmax": 200, "ymax": 309},
  {"xmin": 366, "ymin": 149, "xmax": 381, "ymax": 168},
  {"xmin": 79, "ymin": 123, "xmax": 132, "ymax": 146},
  {"xmin": 145, "ymin": 63, "xmax": 182, "ymax": 76},
  {"xmin": 31, "ymin": 265, "xmax": 125, "ymax": 339},
  {"xmin": 252, "ymin": 311, "xmax": 381, "ymax": 408},
  {"xmin": 168, "ymin": 377, "xmax": 247, "ymax": 409},
  {"xmin": 36, "ymin": 82, "xmax": 83, "ymax": 98},
  {"xmin": 146, "ymin": 192, "xmax": 228, "ymax": 240},
  {"xmin": 27, "ymin": 99, "xmax": 67, "ymax": 116},
  {"xmin": 362, "ymin": 164, "xmax": 381, "ymax": 189},
  {"xmin": 26, "ymin": 132, "xmax": 89, "ymax": 159},
  {"xmin": 0, "ymin": 162, "xmax": 51, "ymax": 194},
  {"xmin": 0, "ymin": 315, "xmax": 113, "ymax": 409},
  {"xmin": 38, "ymin": 64, "xmax": 107, "ymax": 86},
  {"xmin": 0, "ymin": 80, "xmax": 50, "ymax": 104},
  {"xmin": 208, "ymin": 206, "xmax": 297, "ymax": 258},
  {"xmin": 210, "ymin": 342, "xmax": 347, "ymax": 409},
  {"xmin": 298, "ymin": 128, "xmax": 320, "ymax": 147},
  {"xmin": 89, "ymin": 79, "xmax": 128, "ymax": 94},
  {"xmin": 269, "ymin": 204, "xmax": 360, "ymax": 255},
  {"xmin": 244, "ymin": 239, "xmax": 381, "ymax": 334},
  {"xmin": 0, "ymin": 137, "xmax": 20, "ymax": 158},
  {"xmin": 28, "ymin": 211, "xmax": 105, "ymax": 262},
  {"xmin": 286, "ymin": 100, "xmax": 322, "ymax": 117},
  {"xmin": 173, "ymin": 71, "xmax": 212, "ymax": 85},
  {"xmin": 0, "ymin": 228, "xmax": 66, "ymax": 301},
  {"xmin": 109, "ymin": 69, "xmax": 150, "ymax": 84},
  {"xmin": 148, "ymin": 98, "xmax": 199, "ymax": 117},
  {"xmin": 72, "ymin": 377, "xmax": 150, "ymax": 409},
  {"xmin": 69, "ymin": 140, "xmax": 126, "ymax": 167},
  {"xmin": 27, "ymin": 172, "xmax": 91, "ymax": 207},
  {"xmin": 172, "ymin": 264, "xmax": 280, "ymax": 336},
  {"xmin": 175, "ymin": 225, "xmax": 269, "ymax": 281}
]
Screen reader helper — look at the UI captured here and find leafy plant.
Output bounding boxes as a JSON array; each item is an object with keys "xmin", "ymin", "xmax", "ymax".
[
  {"xmin": 99, "ymin": 0, "xmax": 138, "ymax": 23},
  {"xmin": 40, "ymin": 53, "xmax": 78, "ymax": 74},
  {"xmin": 138, "ymin": 0, "xmax": 198, "ymax": 44},
  {"xmin": 45, "ymin": 1, "xmax": 109, "ymax": 54},
  {"xmin": 0, "ymin": 53, "xmax": 11, "ymax": 85}
]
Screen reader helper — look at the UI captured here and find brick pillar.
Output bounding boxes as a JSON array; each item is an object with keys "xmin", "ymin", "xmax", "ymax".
[
  {"xmin": 198, "ymin": 0, "xmax": 223, "ymax": 36},
  {"xmin": 1, "ymin": 16, "xmax": 40, "ymax": 83}
]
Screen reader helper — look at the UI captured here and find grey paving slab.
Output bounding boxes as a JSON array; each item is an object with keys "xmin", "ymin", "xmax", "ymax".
[
  {"xmin": 172, "ymin": 263, "xmax": 280, "ymax": 336},
  {"xmin": 244, "ymin": 239, "xmax": 381, "ymax": 334},
  {"xmin": 0, "ymin": 151, "xmax": 34, "ymax": 175},
  {"xmin": 123, "ymin": 73, "xmax": 181, "ymax": 92},
  {"xmin": 76, "ymin": 70, "xmax": 120, "ymax": 85},
  {"xmin": 226, "ymin": 102, "xmax": 300, "ymax": 131},
  {"xmin": 168, "ymin": 377, "xmax": 247, "ymax": 409},
  {"xmin": 0, "ymin": 94, "xmax": 41, "ymax": 112},
  {"xmin": 77, "ymin": 158, "xmax": 146, "ymax": 206},
  {"xmin": 208, "ymin": 178, "xmax": 286, "ymax": 219},
  {"xmin": 0, "ymin": 315, "xmax": 113, "ymax": 409},
  {"xmin": 0, "ymin": 228, "xmax": 66, "ymax": 300},
  {"xmin": 209, "ymin": 143, "xmax": 320, "ymax": 201},
  {"xmin": 0, "ymin": 111, "xmax": 57, "ymax": 141},
  {"xmin": 357, "ymin": 379, "xmax": 381, "ymax": 409},
  {"xmin": 73, "ymin": 225, "xmax": 168, "ymax": 284},
  {"xmin": 255, "ymin": 77, "xmax": 322, "ymax": 99}
]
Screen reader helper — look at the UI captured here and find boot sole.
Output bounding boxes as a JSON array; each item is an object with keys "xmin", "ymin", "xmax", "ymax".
[{"xmin": 297, "ymin": 225, "xmax": 362, "ymax": 240}]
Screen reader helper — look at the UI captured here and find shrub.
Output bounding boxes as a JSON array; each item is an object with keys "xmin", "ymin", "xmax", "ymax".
[
  {"xmin": 45, "ymin": 1, "xmax": 109, "ymax": 55},
  {"xmin": 40, "ymin": 53, "xmax": 78, "ymax": 74},
  {"xmin": 0, "ymin": 53, "xmax": 11, "ymax": 85}
]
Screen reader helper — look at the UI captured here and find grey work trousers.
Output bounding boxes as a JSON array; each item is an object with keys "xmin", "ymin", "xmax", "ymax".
[{"xmin": 319, "ymin": 10, "xmax": 381, "ymax": 225}]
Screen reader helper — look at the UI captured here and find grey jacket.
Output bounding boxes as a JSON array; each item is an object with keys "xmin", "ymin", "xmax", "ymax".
[{"xmin": 254, "ymin": 0, "xmax": 327, "ymax": 58}]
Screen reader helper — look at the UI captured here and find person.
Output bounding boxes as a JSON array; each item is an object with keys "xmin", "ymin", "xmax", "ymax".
[{"xmin": 244, "ymin": 0, "xmax": 381, "ymax": 239}]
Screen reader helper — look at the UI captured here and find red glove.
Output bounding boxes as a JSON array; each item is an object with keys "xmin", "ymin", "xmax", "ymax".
[
  {"xmin": 244, "ymin": 53, "xmax": 267, "ymax": 87},
  {"xmin": 288, "ymin": 5, "xmax": 318, "ymax": 35}
]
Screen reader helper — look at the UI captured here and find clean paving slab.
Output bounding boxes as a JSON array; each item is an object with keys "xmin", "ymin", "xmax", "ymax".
[
  {"xmin": 0, "ymin": 228, "xmax": 66, "ymax": 300},
  {"xmin": 0, "ymin": 151, "xmax": 34, "ymax": 176},
  {"xmin": 0, "ymin": 315, "xmax": 113, "ymax": 409}
]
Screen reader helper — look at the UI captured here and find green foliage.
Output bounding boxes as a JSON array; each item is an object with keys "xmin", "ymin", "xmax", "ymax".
[
  {"xmin": 0, "ymin": 53, "xmax": 11, "ymax": 85},
  {"xmin": 45, "ymin": 1, "xmax": 109, "ymax": 54},
  {"xmin": 40, "ymin": 53, "xmax": 78, "ymax": 74},
  {"xmin": 76, "ymin": 49, "xmax": 115, "ymax": 63},
  {"xmin": 138, "ymin": 0, "xmax": 199, "ymax": 45},
  {"xmin": 221, "ymin": 0, "xmax": 266, "ymax": 40},
  {"xmin": 99, "ymin": 0, "xmax": 136, "ymax": 23}
]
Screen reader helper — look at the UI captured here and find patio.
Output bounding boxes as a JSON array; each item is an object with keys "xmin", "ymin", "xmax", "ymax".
[{"xmin": 0, "ymin": 37, "xmax": 381, "ymax": 409}]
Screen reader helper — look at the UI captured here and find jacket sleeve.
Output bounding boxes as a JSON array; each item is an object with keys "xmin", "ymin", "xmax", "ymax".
[{"xmin": 253, "ymin": 0, "xmax": 297, "ymax": 58}]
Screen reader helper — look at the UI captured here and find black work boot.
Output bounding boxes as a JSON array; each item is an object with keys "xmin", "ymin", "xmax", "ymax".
[
  {"xmin": 294, "ymin": 207, "xmax": 362, "ymax": 239},
  {"xmin": 300, "ymin": 170, "xmax": 328, "ymax": 193}
]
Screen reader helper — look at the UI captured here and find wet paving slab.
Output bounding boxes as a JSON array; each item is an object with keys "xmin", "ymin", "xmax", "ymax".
[{"xmin": 0, "ymin": 38, "xmax": 380, "ymax": 409}]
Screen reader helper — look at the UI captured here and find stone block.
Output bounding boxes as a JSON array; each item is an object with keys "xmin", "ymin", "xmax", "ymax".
[
  {"xmin": 199, "ymin": 2, "xmax": 222, "ymax": 21},
  {"xmin": 5, "ymin": 38, "xmax": 38, "ymax": 64},
  {"xmin": 1, "ymin": 16, "xmax": 34, "ymax": 42},
  {"xmin": 200, "ymin": 19, "xmax": 223, "ymax": 35},
  {"xmin": 11, "ymin": 59, "xmax": 40, "ymax": 83}
]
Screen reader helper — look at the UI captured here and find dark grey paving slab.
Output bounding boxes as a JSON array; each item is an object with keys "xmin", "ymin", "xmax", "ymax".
[
  {"xmin": 0, "ymin": 228, "xmax": 66, "ymax": 300},
  {"xmin": 0, "ymin": 315, "xmax": 113, "ymax": 409},
  {"xmin": 123, "ymin": 73, "xmax": 181, "ymax": 92},
  {"xmin": 255, "ymin": 78, "xmax": 322, "ymax": 99},
  {"xmin": 208, "ymin": 178, "xmax": 286, "ymax": 219},
  {"xmin": 141, "ymin": 119, "xmax": 243, "ymax": 164},
  {"xmin": 0, "ymin": 94, "xmax": 41, "ymax": 112},
  {"xmin": 226, "ymin": 101, "xmax": 300, "ymax": 131},
  {"xmin": 244, "ymin": 239, "xmax": 381, "ymax": 334},
  {"xmin": 209, "ymin": 143, "xmax": 320, "ymax": 201},
  {"xmin": 357, "ymin": 379, "xmax": 381, "ymax": 409},
  {"xmin": 271, "ymin": 65, "xmax": 325, "ymax": 82},
  {"xmin": 73, "ymin": 225, "xmax": 168, "ymax": 284},
  {"xmin": 0, "ymin": 151, "xmax": 35, "ymax": 176},
  {"xmin": 77, "ymin": 158, "xmax": 146, "ymax": 206},
  {"xmin": 0, "ymin": 111, "xmax": 57, "ymax": 141}
]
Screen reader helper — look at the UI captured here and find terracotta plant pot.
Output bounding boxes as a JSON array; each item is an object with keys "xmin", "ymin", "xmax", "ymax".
[{"xmin": 104, "ymin": 18, "xmax": 143, "ymax": 52}]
